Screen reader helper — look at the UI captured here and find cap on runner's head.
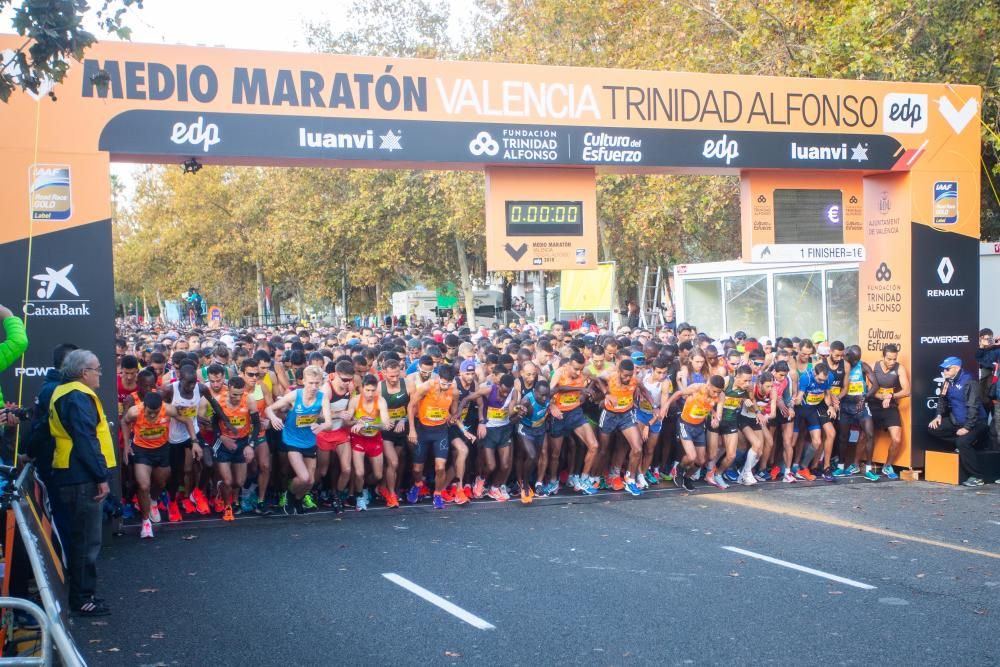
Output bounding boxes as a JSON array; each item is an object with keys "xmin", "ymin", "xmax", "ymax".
[
  {"xmin": 460, "ymin": 360, "xmax": 476, "ymax": 373},
  {"xmin": 812, "ymin": 330, "xmax": 827, "ymax": 343},
  {"xmin": 940, "ymin": 356, "xmax": 962, "ymax": 369},
  {"xmin": 630, "ymin": 351, "xmax": 646, "ymax": 365},
  {"xmin": 406, "ymin": 339, "xmax": 421, "ymax": 349},
  {"xmin": 817, "ymin": 343, "xmax": 831, "ymax": 356},
  {"xmin": 734, "ymin": 331, "xmax": 747, "ymax": 340}
]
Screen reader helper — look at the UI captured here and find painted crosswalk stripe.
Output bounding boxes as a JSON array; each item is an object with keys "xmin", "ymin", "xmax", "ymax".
[{"xmin": 722, "ymin": 546, "xmax": 876, "ymax": 590}]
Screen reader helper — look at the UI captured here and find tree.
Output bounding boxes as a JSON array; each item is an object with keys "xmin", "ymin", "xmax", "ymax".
[{"xmin": 0, "ymin": 0, "xmax": 141, "ymax": 102}]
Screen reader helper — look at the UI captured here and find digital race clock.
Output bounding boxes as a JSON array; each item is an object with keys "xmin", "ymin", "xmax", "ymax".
[{"xmin": 505, "ymin": 200, "xmax": 583, "ymax": 236}]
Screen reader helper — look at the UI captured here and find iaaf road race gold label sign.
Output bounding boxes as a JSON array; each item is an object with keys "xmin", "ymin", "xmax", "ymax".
[{"xmin": 29, "ymin": 164, "xmax": 72, "ymax": 221}]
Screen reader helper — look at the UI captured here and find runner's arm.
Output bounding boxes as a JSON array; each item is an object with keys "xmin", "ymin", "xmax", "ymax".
[
  {"xmin": 895, "ymin": 364, "xmax": 911, "ymax": 400},
  {"xmin": 199, "ymin": 383, "xmax": 233, "ymax": 431},
  {"xmin": 344, "ymin": 395, "xmax": 360, "ymax": 427}
]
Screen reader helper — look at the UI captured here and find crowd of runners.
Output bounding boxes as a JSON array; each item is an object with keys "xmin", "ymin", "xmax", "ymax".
[{"xmin": 111, "ymin": 319, "xmax": 912, "ymax": 539}]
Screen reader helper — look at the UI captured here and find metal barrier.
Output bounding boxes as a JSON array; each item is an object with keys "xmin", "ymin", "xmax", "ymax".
[{"xmin": 1, "ymin": 466, "xmax": 85, "ymax": 667}]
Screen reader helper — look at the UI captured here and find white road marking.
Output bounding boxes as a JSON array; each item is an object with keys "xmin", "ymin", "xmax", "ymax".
[
  {"xmin": 722, "ymin": 546, "xmax": 877, "ymax": 590},
  {"xmin": 382, "ymin": 573, "xmax": 496, "ymax": 630}
]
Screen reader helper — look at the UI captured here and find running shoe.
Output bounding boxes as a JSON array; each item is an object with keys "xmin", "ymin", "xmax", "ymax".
[
  {"xmin": 488, "ymin": 486, "xmax": 505, "ymax": 502},
  {"xmin": 454, "ymin": 486, "xmax": 470, "ymax": 505},
  {"xmin": 644, "ymin": 470, "xmax": 659, "ymax": 486},
  {"xmin": 407, "ymin": 484, "xmax": 422, "ymax": 504},
  {"xmin": 798, "ymin": 468, "xmax": 816, "ymax": 482},
  {"xmin": 673, "ymin": 472, "xmax": 684, "ymax": 489},
  {"xmin": 739, "ymin": 472, "xmax": 758, "ymax": 486},
  {"xmin": 419, "ymin": 484, "xmax": 432, "ymax": 499},
  {"xmin": 282, "ymin": 497, "xmax": 295, "ymax": 515},
  {"xmin": 180, "ymin": 495, "xmax": 195, "ymax": 514},
  {"xmin": 473, "ymin": 476, "xmax": 486, "ymax": 499},
  {"xmin": 213, "ymin": 496, "xmax": 225, "ymax": 513},
  {"xmin": 624, "ymin": 477, "xmax": 642, "ymax": 496},
  {"xmin": 714, "ymin": 474, "xmax": 730, "ymax": 490},
  {"xmin": 441, "ymin": 487, "xmax": 455, "ymax": 504},
  {"xmin": 579, "ymin": 482, "xmax": 598, "ymax": 496},
  {"xmin": 122, "ymin": 504, "xmax": 135, "ymax": 520},
  {"xmin": 500, "ymin": 484, "xmax": 511, "ymax": 501},
  {"xmin": 356, "ymin": 491, "xmax": 370, "ymax": 511},
  {"xmin": 704, "ymin": 474, "xmax": 721, "ymax": 489},
  {"xmin": 149, "ymin": 505, "xmax": 162, "ymax": 524},
  {"xmin": 682, "ymin": 476, "xmax": 695, "ymax": 491},
  {"xmin": 782, "ymin": 471, "xmax": 797, "ymax": 483},
  {"xmin": 544, "ymin": 479, "xmax": 560, "ymax": 496},
  {"xmin": 534, "ymin": 481, "xmax": 546, "ymax": 498},
  {"xmin": 669, "ymin": 462, "xmax": 679, "ymax": 480},
  {"xmin": 253, "ymin": 501, "xmax": 272, "ymax": 516},
  {"xmin": 690, "ymin": 468, "xmax": 703, "ymax": 481},
  {"xmin": 463, "ymin": 484, "xmax": 473, "ymax": 499},
  {"xmin": 636, "ymin": 473, "xmax": 649, "ymax": 490},
  {"xmin": 520, "ymin": 487, "xmax": 533, "ymax": 504},
  {"xmin": 863, "ymin": 470, "xmax": 879, "ymax": 482},
  {"xmin": 158, "ymin": 492, "xmax": 169, "ymax": 512},
  {"xmin": 769, "ymin": 465, "xmax": 781, "ymax": 481},
  {"xmin": 302, "ymin": 494, "xmax": 318, "ymax": 510},
  {"xmin": 386, "ymin": 493, "xmax": 400, "ymax": 509},
  {"xmin": 278, "ymin": 491, "xmax": 288, "ymax": 510},
  {"xmin": 570, "ymin": 475, "xmax": 583, "ymax": 492},
  {"xmin": 599, "ymin": 477, "xmax": 610, "ymax": 491},
  {"xmin": 223, "ymin": 505, "xmax": 235, "ymax": 522},
  {"xmin": 822, "ymin": 468, "xmax": 836, "ymax": 483},
  {"xmin": 332, "ymin": 495, "xmax": 345, "ymax": 514},
  {"xmin": 962, "ymin": 477, "xmax": 985, "ymax": 487},
  {"xmin": 755, "ymin": 470, "xmax": 769, "ymax": 483},
  {"xmin": 140, "ymin": 519, "xmax": 153, "ymax": 539},
  {"xmin": 432, "ymin": 493, "xmax": 445, "ymax": 509},
  {"xmin": 845, "ymin": 464, "xmax": 860, "ymax": 476},
  {"xmin": 723, "ymin": 468, "xmax": 739, "ymax": 483},
  {"xmin": 883, "ymin": 464, "xmax": 899, "ymax": 480},
  {"xmin": 191, "ymin": 488, "xmax": 210, "ymax": 514}
]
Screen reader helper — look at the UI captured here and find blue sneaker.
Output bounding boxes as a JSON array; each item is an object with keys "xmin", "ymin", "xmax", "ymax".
[
  {"xmin": 864, "ymin": 470, "xmax": 879, "ymax": 482},
  {"xmin": 356, "ymin": 491, "xmax": 369, "ymax": 511},
  {"xmin": 845, "ymin": 464, "xmax": 860, "ymax": 476},
  {"xmin": 624, "ymin": 478, "xmax": 642, "ymax": 496},
  {"xmin": 723, "ymin": 468, "xmax": 739, "ymax": 483},
  {"xmin": 544, "ymin": 479, "xmax": 559, "ymax": 496},
  {"xmin": 883, "ymin": 464, "xmax": 898, "ymax": 480},
  {"xmin": 122, "ymin": 503, "xmax": 135, "ymax": 520},
  {"xmin": 580, "ymin": 482, "xmax": 598, "ymax": 496},
  {"xmin": 433, "ymin": 493, "xmax": 445, "ymax": 509},
  {"xmin": 406, "ymin": 484, "xmax": 421, "ymax": 504},
  {"xmin": 832, "ymin": 467, "xmax": 848, "ymax": 477}
]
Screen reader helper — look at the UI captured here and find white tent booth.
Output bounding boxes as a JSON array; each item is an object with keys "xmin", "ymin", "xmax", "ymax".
[{"xmin": 673, "ymin": 260, "xmax": 860, "ymax": 343}]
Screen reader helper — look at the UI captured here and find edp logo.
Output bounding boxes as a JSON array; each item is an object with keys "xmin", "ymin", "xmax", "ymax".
[
  {"xmin": 702, "ymin": 134, "xmax": 739, "ymax": 165},
  {"xmin": 170, "ymin": 116, "xmax": 221, "ymax": 152},
  {"xmin": 882, "ymin": 93, "xmax": 927, "ymax": 134}
]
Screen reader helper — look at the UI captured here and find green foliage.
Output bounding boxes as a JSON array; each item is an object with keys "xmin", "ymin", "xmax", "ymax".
[{"xmin": 0, "ymin": 0, "xmax": 141, "ymax": 102}]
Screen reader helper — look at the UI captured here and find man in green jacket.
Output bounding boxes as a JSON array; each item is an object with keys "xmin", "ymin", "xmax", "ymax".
[{"xmin": 0, "ymin": 304, "xmax": 30, "ymax": 429}]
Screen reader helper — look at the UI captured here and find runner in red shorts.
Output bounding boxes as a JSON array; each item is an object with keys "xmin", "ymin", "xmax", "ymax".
[{"xmin": 345, "ymin": 374, "xmax": 390, "ymax": 511}]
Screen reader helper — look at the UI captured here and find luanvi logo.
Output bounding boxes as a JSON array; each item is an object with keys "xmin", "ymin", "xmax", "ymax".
[
  {"xmin": 170, "ymin": 116, "xmax": 220, "ymax": 152},
  {"xmin": 24, "ymin": 264, "xmax": 91, "ymax": 317},
  {"xmin": 882, "ymin": 93, "xmax": 927, "ymax": 134}
]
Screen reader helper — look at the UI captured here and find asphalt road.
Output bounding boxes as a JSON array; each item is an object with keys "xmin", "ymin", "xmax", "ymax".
[{"xmin": 72, "ymin": 479, "xmax": 1000, "ymax": 666}]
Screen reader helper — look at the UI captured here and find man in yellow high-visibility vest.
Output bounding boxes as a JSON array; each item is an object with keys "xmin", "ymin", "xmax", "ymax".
[{"xmin": 49, "ymin": 349, "xmax": 115, "ymax": 617}]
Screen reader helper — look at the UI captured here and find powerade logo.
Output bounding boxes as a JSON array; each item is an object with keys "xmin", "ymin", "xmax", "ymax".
[
  {"xmin": 932, "ymin": 181, "xmax": 958, "ymax": 225},
  {"xmin": 15, "ymin": 367, "xmax": 52, "ymax": 377},
  {"xmin": 882, "ymin": 93, "xmax": 927, "ymax": 134}
]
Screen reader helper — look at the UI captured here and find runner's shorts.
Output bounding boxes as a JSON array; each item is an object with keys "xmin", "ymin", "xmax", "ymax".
[
  {"xmin": 549, "ymin": 407, "xmax": 587, "ymax": 438},
  {"xmin": 278, "ymin": 442, "xmax": 317, "ymax": 459},
  {"xmin": 635, "ymin": 409, "xmax": 663, "ymax": 434},
  {"xmin": 869, "ymin": 402, "xmax": 902, "ymax": 430},
  {"xmin": 483, "ymin": 423, "xmax": 514, "ymax": 449},
  {"xmin": 737, "ymin": 415, "xmax": 762, "ymax": 432},
  {"xmin": 415, "ymin": 424, "xmax": 450, "ymax": 461},
  {"xmin": 214, "ymin": 437, "xmax": 251, "ymax": 464},
  {"xmin": 599, "ymin": 409, "xmax": 638, "ymax": 434},
  {"xmin": 316, "ymin": 426, "xmax": 350, "ymax": 452},
  {"xmin": 677, "ymin": 419, "xmax": 707, "ymax": 447},
  {"xmin": 839, "ymin": 398, "xmax": 872, "ymax": 427},
  {"xmin": 350, "ymin": 432, "xmax": 384, "ymax": 458},
  {"xmin": 518, "ymin": 422, "xmax": 547, "ymax": 447},
  {"xmin": 798, "ymin": 403, "xmax": 831, "ymax": 431},
  {"xmin": 131, "ymin": 444, "xmax": 171, "ymax": 468}
]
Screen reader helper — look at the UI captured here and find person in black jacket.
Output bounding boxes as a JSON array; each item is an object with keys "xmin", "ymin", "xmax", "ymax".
[
  {"xmin": 928, "ymin": 356, "xmax": 991, "ymax": 486},
  {"xmin": 975, "ymin": 328, "xmax": 1000, "ymax": 442}
]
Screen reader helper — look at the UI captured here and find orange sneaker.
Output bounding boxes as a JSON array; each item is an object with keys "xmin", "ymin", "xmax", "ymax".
[
  {"xmin": 610, "ymin": 476, "xmax": 625, "ymax": 491},
  {"xmin": 213, "ymin": 497, "xmax": 225, "ymax": 513},
  {"xmin": 386, "ymin": 493, "xmax": 400, "ymax": 509},
  {"xmin": 222, "ymin": 505, "xmax": 234, "ymax": 522},
  {"xmin": 520, "ymin": 487, "xmax": 534, "ymax": 504},
  {"xmin": 181, "ymin": 498, "xmax": 196, "ymax": 514},
  {"xmin": 191, "ymin": 489, "xmax": 210, "ymax": 515},
  {"xmin": 376, "ymin": 486, "xmax": 391, "ymax": 503},
  {"xmin": 167, "ymin": 501, "xmax": 182, "ymax": 523},
  {"xmin": 441, "ymin": 487, "xmax": 455, "ymax": 503},
  {"xmin": 454, "ymin": 486, "xmax": 469, "ymax": 505},
  {"xmin": 472, "ymin": 476, "xmax": 486, "ymax": 499},
  {"xmin": 799, "ymin": 468, "xmax": 816, "ymax": 481}
]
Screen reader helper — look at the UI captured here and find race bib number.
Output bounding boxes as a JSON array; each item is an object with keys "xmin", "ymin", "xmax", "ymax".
[
  {"xmin": 805, "ymin": 392, "xmax": 824, "ymax": 405},
  {"xmin": 229, "ymin": 415, "xmax": 247, "ymax": 427},
  {"xmin": 295, "ymin": 414, "xmax": 318, "ymax": 427},
  {"xmin": 690, "ymin": 404, "xmax": 710, "ymax": 418},
  {"xmin": 558, "ymin": 394, "xmax": 580, "ymax": 409},
  {"xmin": 425, "ymin": 407, "xmax": 448, "ymax": 421},
  {"xmin": 179, "ymin": 406, "xmax": 197, "ymax": 418},
  {"xmin": 723, "ymin": 396, "xmax": 742, "ymax": 410},
  {"xmin": 638, "ymin": 399, "xmax": 653, "ymax": 412},
  {"xmin": 487, "ymin": 406, "xmax": 507, "ymax": 420},
  {"xmin": 848, "ymin": 381, "xmax": 864, "ymax": 396},
  {"xmin": 615, "ymin": 395, "xmax": 633, "ymax": 408},
  {"xmin": 829, "ymin": 386, "xmax": 842, "ymax": 396},
  {"xmin": 359, "ymin": 417, "xmax": 378, "ymax": 436},
  {"xmin": 139, "ymin": 426, "xmax": 165, "ymax": 440},
  {"xmin": 388, "ymin": 406, "xmax": 406, "ymax": 419},
  {"xmin": 876, "ymin": 388, "xmax": 893, "ymax": 399}
]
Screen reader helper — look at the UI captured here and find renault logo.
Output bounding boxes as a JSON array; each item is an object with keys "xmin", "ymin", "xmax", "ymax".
[{"xmin": 936, "ymin": 257, "xmax": 954, "ymax": 284}]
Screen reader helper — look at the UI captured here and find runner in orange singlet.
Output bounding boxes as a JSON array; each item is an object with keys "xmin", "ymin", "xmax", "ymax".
[{"xmin": 662, "ymin": 375, "xmax": 725, "ymax": 491}]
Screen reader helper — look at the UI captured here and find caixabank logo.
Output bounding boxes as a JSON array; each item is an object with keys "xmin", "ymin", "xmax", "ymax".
[{"xmin": 23, "ymin": 263, "xmax": 91, "ymax": 317}]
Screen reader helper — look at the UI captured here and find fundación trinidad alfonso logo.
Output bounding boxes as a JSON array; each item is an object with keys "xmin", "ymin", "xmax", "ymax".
[{"xmin": 469, "ymin": 131, "xmax": 499, "ymax": 157}]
